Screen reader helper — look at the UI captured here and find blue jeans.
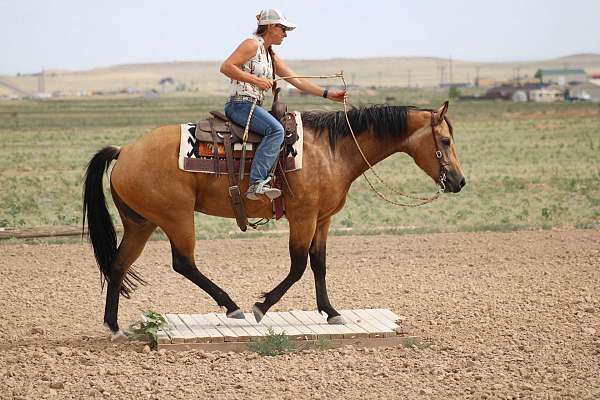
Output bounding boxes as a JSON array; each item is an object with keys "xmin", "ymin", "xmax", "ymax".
[{"xmin": 224, "ymin": 100, "xmax": 284, "ymax": 183}]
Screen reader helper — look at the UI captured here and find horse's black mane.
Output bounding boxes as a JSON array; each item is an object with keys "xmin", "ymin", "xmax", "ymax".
[{"xmin": 301, "ymin": 104, "xmax": 451, "ymax": 150}]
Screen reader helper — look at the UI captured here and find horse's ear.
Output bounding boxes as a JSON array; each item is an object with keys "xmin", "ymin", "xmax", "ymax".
[{"xmin": 434, "ymin": 100, "xmax": 449, "ymax": 125}]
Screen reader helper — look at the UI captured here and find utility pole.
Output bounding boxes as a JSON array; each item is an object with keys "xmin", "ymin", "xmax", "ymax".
[
  {"xmin": 475, "ymin": 66, "xmax": 480, "ymax": 87},
  {"xmin": 448, "ymin": 55, "xmax": 453, "ymax": 85},
  {"xmin": 440, "ymin": 65, "xmax": 446, "ymax": 87},
  {"xmin": 38, "ymin": 68, "xmax": 45, "ymax": 93}
]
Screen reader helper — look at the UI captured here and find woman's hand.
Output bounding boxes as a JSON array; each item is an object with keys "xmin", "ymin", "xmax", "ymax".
[
  {"xmin": 253, "ymin": 77, "xmax": 274, "ymax": 91},
  {"xmin": 327, "ymin": 90, "xmax": 347, "ymax": 102}
]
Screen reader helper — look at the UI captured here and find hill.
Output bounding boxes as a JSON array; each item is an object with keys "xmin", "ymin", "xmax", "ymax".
[{"xmin": 2, "ymin": 54, "xmax": 600, "ymax": 97}]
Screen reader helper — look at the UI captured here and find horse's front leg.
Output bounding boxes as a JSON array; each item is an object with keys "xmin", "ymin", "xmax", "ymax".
[
  {"xmin": 252, "ymin": 217, "xmax": 317, "ymax": 323},
  {"xmin": 309, "ymin": 217, "xmax": 344, "ymax": 324}
]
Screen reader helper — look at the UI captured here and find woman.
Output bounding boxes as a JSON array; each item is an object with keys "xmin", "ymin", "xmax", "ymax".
[{"xmin": 220, "ymin": 8, "xmax": 346, "ymax": 201}]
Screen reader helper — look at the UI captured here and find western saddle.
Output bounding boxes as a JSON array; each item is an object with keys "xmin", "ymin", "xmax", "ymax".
[{"xmin": 193, "ymin": 91, "xmax": 298, "ymax": 232}]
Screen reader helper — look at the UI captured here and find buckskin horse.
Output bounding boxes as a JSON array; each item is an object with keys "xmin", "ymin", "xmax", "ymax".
[{"xmin": 83, "ymin": 100, "xmax": 465, "ymax": 339}]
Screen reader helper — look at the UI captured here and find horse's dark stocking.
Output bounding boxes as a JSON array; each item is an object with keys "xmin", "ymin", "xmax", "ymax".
[
  {"xmin": 253, "ymin": 218, "xmax": 316, "ymax": 322},
  {"xmin": 170, "ymin": 246, "xmax": 242, "ymax": 317},
  {"xmin": 309, "ymin": 218, "xmax": 341, "ymax": 323},
  {"xmin": 253, "ymin": 247, "xmax": 309, "ymax": 319},
  {"xmin": 103, "ymin": 218, "xmax": 156, "ymax": 335}
]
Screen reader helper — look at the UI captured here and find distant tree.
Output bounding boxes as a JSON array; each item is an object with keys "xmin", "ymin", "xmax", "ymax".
[
  {"xmin": 534, "ymin": 69, "xmax": 543, "ymax": 83},
  {"xmin": 448, "ymin": 87, "xmax": 462, "ymax": 100}
]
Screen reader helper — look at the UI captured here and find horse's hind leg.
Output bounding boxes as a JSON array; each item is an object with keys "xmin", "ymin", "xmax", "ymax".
[
  {"xmin": 103, "ymin": 212, "xmax": 156, "ymax": 339},
  {"xmin": 309, "ymin": 217, "xmax": 343, "ymax": 324},
  {"xmin": 161, "ymin": 217, "xmax": 243, "ymax": 318}
]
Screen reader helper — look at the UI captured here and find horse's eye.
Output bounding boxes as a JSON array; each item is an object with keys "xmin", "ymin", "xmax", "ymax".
[{"xmin": 441, "ymin": 137, "xmax": 451, "ymax": 146}]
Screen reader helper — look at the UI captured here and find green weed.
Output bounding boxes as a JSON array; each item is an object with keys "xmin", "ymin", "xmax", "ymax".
[
  {"xmin": 248, "ymin": 328, "xmax": 296, "ymax": 356},
  {"xmin": 402, "ymin": 337, "xmax": 431, "ymax": 349},
  {"xmin": 127, "ymin": 310, "xmax": 169, "ymax": 348}
]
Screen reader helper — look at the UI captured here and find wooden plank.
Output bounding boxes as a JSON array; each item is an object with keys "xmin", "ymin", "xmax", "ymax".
[
  {"xmin": 203, "ymin": 313, "xmax": 238, "ymax": 342},
  {"xmin": 190, "ymin": 314, "xmax": 224, "ymax": 343},
  {"xmin": 243, "ymin": 313, "xmax": 277, "ymax": 339},
  {"xmin": 157, "ymin": 335, "xmax": 415, "ymax": 352},
  {"xmin": 213, "ymin": 314, "xmax": 251, "ymax": 342},
  {"xmin": 178, "ymin": 314, "xmax": 211, "ymax": 343},
  {"xmin": 165, "ymin": 314, "xmax": 197, "ymax": 343},
  {"xmin": 341, "ymin": 310, "xmax": 386, "ymax": 338},
  {"xmin": 278, "ymin": 312, "xmax": 317, "ymax": 340},
  {"xmin": 303, "ymin": 311, "xmax": 346, "ymax": 339},
  {"xmin": 374, "ymin": 308, "xmax": 404, "ymax": 322},
  {"xmin": 367, "ymin": 309, "xmax": 401, "ymax": 331},
  {"xmin": 161, "ymin": 316, "xmax": 185, "ymax": 344},
  {"xmin": 223, "ymin": 316, "xmax": 266, "ymax": 340},
  {"xmin": 336, "ymin": 310, "xmax": 371, "ymax": 339},
  {"xmin": 259, "ymin": 313, "xmax": 292, "ymax": 338},
  {"xmin": 291, "ymin": 310, "xmax": 331, "ymax": 339},
  {"xmin": 289, "ymin": 310, "xmax": 332, "ymax": 338},
  {"xmin": 268, "ymin": 312, "xmax": 307, "ymax": 340},
  {"xmin": 351, "ymin": 309, "xmax": 395, "ymax": 337}
]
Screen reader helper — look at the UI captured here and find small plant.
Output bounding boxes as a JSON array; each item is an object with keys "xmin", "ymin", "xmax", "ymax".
[
  {"xmin": 402, "ymin": 337, "xmax": 431, "ymax": 349},
  {"xmin": 314, "ymin": 336, "xmax": 331, "ymax": 350},
  {"xmin": 248, "ymin": 328, "xmax": 296, "ymax": 356},
  {"xmin": 127, "ymin": 310, "xmax": 169, "ymax": 348}
]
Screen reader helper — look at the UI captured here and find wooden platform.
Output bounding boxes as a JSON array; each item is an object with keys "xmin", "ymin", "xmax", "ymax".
[{"xmin": 152, "ymin": 309, "xmax": 413, "ymax": 351}]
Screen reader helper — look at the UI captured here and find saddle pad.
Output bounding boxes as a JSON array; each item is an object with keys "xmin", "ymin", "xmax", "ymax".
[{"xmin": 178, "ymin": 111, "xmax": 304, "ymax": 174}]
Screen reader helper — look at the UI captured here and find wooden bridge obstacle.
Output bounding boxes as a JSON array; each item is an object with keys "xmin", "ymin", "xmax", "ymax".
[{"xmin": 150, "ymin": 308, "xmax": 413, "ymax": 351}]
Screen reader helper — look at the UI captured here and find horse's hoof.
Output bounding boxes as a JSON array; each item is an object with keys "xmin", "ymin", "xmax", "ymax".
[
  {"xmin": 226, "ymin": 309, "xmax": 245, "ymax": 319},
  {"xmin": 252, "ymin": 304, "xmax": 265, "ymax": 323},
  {"xmin": 327, "ymin": 315, "xmax": 346, "ymax": 325},
  {"xmin": 110, "ymin": 330, "xmax": 128, "ymax": 342}
]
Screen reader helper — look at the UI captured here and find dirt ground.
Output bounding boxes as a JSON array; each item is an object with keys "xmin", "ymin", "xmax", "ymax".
[{"xmin": 1, "ymin": 229, "xmax": 599, "ymax": 399}]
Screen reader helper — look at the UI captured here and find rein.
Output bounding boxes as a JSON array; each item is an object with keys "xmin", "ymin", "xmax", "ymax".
[
  {"xmin": 250, "ymin": 72, "xmax": 447, "ymax": 207},
  {"xmin": 337, "ymin": 73, "xmax": 445, "ymax": 207}
]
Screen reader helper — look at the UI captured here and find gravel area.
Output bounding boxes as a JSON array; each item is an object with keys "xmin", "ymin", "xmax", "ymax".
[{"xmin": 1, "ymin": 229, "xmax": 599, "ymax": 399}]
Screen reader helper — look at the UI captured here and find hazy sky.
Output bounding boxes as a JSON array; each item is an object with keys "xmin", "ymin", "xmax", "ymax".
[{"xmin": 1, "ymin": 0, "xmax": 599, "ymax": 75}]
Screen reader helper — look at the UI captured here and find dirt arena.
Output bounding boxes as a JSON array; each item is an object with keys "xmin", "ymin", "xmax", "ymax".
[{"xmin": 1, "ymin": 229, "xmax": 599, "ymax": 399}]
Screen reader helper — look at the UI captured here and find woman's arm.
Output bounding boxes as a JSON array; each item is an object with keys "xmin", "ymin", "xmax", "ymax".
[
  {"xmin": 274, "ymin": 54, "xmax": 346, "ymax": 102},
  {"xmin": 220, "ymin": 39, "xmax": 273, "ymax": 91}
]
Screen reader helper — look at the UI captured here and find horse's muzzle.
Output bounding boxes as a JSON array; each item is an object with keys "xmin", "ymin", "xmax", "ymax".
[{"xmin": 443, "ymin": 171, "xmax": 466, "ymax": 193}]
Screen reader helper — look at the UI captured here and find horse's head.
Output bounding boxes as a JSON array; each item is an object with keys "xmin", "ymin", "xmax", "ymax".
[{"xmin": 408, "ymin": 101, "xmax": 465, "ymax": 193}]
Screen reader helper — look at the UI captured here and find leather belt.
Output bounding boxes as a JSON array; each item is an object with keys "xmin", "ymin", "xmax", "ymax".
[{"xmin": 228, "ymin": 95, "xmax": 262, "ymax": 106}]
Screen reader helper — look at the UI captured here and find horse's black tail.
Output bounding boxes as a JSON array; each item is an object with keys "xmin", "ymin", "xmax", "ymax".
[{"xmin": 83, "ymin": 146, "xmax": 144, "ymax": 298}]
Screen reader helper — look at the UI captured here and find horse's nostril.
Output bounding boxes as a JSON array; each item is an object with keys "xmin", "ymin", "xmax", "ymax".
[{"xmin": 459, "ymin": 177, "xmax": 466, "ymax": 188}]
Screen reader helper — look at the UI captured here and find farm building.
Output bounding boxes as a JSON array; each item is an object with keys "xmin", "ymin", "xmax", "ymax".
[
  {"xmin": 568, "ymin": 82, "xmax": 600, "ymax": 102},
  {"xmin": 529, "ymin": 86, "xmax": 565, "ymax": 102},
  {"xmin": 535, "ymin": 68, "xmax": 586, "ymax": 86}
]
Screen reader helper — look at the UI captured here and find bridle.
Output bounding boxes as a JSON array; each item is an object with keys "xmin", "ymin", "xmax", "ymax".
[{"xmin": 430, "ymin": 112, "xmax": 450, "ymax": 193}]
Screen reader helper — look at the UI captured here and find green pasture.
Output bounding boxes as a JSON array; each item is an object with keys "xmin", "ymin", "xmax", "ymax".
[{"xmin": 0, "ymin": 90, "xmax": 599, "ymax": 241}]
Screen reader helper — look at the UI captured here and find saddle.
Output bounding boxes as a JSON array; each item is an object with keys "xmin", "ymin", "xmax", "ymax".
[{"xmin": 192, "ymin": 91, "xmax": 298, "ymax": 232}]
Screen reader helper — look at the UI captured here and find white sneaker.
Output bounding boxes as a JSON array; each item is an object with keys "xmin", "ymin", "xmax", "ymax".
[{"xmin": 246, "ymin": 177, "xmax": 282, "ymax": 200}]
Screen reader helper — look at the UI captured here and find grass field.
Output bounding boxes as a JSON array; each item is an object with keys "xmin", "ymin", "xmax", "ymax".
[{"xmin": 0, "ymin": 90, "xmax": 599, "ymax": 240}]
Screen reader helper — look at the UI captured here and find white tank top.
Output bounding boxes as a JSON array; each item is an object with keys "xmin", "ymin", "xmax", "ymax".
[{"xmin": 228, "ymin": 35, "xmax": 273, "ymax": 101}]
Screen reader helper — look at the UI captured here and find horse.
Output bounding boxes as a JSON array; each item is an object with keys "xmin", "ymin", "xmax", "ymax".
[{"xmin": 83, "ymin": 100, "xmax": 465, "ymax": 339}]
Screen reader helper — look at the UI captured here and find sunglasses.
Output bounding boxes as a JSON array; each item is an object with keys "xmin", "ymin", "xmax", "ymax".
[{"xmin": 276, "ymin": 24, "xmax": 291, "ymax": 32}]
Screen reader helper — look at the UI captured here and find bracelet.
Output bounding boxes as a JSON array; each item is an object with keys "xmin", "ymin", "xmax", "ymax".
[{"xmin": 322, "ymin": 89, "xmax": 328, "ymax": 99}]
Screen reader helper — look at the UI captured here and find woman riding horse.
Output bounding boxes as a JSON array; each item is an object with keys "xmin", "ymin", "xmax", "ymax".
[
  {"xmin": 220, "ymin": 8, "xmax": 345, "ymax": 200},
  {"xmin": 83, "ymin": 13, "xmax": 465, "ymax": 341}
]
